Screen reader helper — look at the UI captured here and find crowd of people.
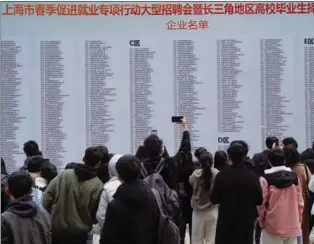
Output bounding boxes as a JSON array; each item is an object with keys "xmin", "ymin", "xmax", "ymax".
[{"xmin": 1, "ymin": 118, "xmax": 314, "ymax": 244}]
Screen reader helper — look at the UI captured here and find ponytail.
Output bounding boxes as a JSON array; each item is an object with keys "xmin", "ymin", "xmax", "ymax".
[{"xmin": 200, "ymin": 152, "xmax": 213, "ymax": 190}]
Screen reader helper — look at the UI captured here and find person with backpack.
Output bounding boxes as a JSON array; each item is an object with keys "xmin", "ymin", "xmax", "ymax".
[
  {"xmin": 258, "ymin": 148, "xmax": 303, "ymax": 244},
  {"xmin": 100, "ymin": 155, "xmax": 160, "ymax": 244},
  {"xmin": 139, "ymin": 117, "xmax": 191, "ymax": 190},
  {"xmin": 139, "ymin": 117, "xmax": 191, "ymax": 243},
  {"xmin": 285, "ymin": 145, "xmax": 312, "ymax": 244},
  {"xmin": 189, "ymin": 151, "xmax": 219, "ymax": 244},
  {"xmin": 210, "ymin": 143, "xmax": 263, "ymax": 244}
]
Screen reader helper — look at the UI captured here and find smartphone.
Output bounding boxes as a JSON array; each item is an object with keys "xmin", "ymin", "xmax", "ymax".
[
  {"xmin": 151, "ymin": 130, "xmax": 158, "ymax": 135},
  {"xmin": 171, "ymin": 116, "xmax": 183, "ymax": 123}
]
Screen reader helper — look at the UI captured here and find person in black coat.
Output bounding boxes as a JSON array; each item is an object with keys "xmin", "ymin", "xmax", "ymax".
[
  {"xmin": 100, "ymin": 155, "xmax": 160, "ymax": 244},
  {"xmin": 210, "ymin": 143, "xmax": 263, "ymax": 244}
]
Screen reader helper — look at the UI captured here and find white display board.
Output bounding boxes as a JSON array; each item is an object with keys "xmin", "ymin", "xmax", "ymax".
[{"xmin": 1, "ymin": 1, "xmax": 314, "ymax": 172}]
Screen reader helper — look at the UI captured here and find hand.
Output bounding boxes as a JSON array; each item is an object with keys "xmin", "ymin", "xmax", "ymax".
[{"xmin": 180, "ymin": 117, "xmax": 188, "ymax": 131}]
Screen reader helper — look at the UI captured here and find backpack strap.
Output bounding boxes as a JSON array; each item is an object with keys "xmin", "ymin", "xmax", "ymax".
[
  {"xmin": 154, "ymin": 158, "xmax": 165, "ymax": 174},
  {"xmin": 140, "ymin": 162, "xmax": 149, "ymax": 178}
]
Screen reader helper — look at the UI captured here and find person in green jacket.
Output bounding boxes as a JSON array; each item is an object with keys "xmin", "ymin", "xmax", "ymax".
[{"xmin": 42, "ymin": 147, "xmax": 105, "ymax": 244}]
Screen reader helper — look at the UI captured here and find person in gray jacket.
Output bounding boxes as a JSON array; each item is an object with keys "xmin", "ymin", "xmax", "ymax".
[{"xmin": 1, "ymin": 171, "xmax": 51, "ymax": 244}]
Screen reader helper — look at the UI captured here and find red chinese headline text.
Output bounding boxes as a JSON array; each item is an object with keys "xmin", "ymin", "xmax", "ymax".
[{"xmin": 2, "ymin": 2, "xmax": 314, "ymax": 16}]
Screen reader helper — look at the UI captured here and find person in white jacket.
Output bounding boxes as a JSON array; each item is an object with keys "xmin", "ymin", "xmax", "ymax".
[
  {"xmin": 92, "ymin": 154, "xmax": 123, "ymax": 244},
  {"xmin": 309, "ymin": 174, "xmax": 314, "ymax": 244}
]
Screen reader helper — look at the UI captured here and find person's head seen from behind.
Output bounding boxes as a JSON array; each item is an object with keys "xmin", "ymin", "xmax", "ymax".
[
  {"xmin": 230, "ymin": 140, "xmax": 249, "ymax": 157},
  {"xmin": 6, "ymin": 172, "xmax": 33, "ymax": 200},
  {"xmin": 282, "ymin": 137, "xmax": 298, "ymax": 149},
  {"xmin": 283, "ymin": 145, "xmax": 300, "ymax": 167},
  {"xmin": 268, "ymin": 148, "xmax": 285, "ymax": 167},
  {"xmin": 84, "ymin": 146, "xmax": 104, "ymax": 169},
  {"xmin": 214, "ymin": 150, "xmax": 228, "ymax": 171},
  {"xmin": 144, "ymin": 135, "xmax": 164, "ymax": 160},
  {"xmin": 227, "ymin": 143, "xmax": 246, "ymax": 166},
  {"xmin": 266, "ymin": 136, "xmax": 279, "ymax": 150},
  {"xmin": 23, "ymin": 140, "xmax": 41, "ymax": 157},
  {"xmin": 116, "ymin": 155, "xmax": 141, "ymax": 183}
]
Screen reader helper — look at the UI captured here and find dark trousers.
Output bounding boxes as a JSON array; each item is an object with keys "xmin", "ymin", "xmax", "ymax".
[
  {"xmin": 180, "ymin": 197, "xmax": 192, "ymax": 244},
  {"xmin": 52, "ymin": 233, "xmax": 88, "ymax": 244},
  {"xmin": 255, "ymin": 221, "xmax": 262, "ymax": 244}
]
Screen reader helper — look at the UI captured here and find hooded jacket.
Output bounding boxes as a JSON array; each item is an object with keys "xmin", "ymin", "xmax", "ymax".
[
  {"xmin": 42, "ymin": 164, "xmax": 103, "ymax": 236},
  {"xmin": 258, "ymin": 166, "xmax": 304, "ymax": 237},
  {"xmin": 100, "ymin": 180, "xmax": 160, "ymax": 244},
  {"xmin": 96, "ymin": 154, "xmax": 123, "ymax": 232},
  {"xmin": 189, "ymin": 167, "xmax": 219, "ymax": 210},
  {"xmin": 1, "ymin": 195, "xmax": 51, "ymax": 244}
]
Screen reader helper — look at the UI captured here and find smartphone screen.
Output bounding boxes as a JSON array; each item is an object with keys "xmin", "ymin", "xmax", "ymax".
[{"xmin": 171, "ymin": 116, "xmax": 183, "ymax": 123}]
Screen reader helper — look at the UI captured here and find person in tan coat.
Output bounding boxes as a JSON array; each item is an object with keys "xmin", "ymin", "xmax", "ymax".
[{"xmin": 285, "ymin": 145, "xmax": 312, "ymax": 244}]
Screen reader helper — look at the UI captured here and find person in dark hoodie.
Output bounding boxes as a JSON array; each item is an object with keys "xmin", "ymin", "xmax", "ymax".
[
  {"xmin": 301, "ymin": 141, "xmax": 314, "ymax": 174},
  {"xmin": 42, "ymin": 146, "xmax": 104, "ymax": 244},
  {"xmin": 1, "ymin": 171, "xmax": 51, "ymax": 244},
  {"xmin": 100, "ymin": 154, "xmax": 160, "ymax": 244},
  {"xmin": 21, "ymin": 140, "xmax": 43, "ymax": 171},
  {"xmin": 210, "ymin": 143, "xmax": 263, "ymax": 244},
  {"xmin": 258, "ymin": 148, "xmax": 303, "ymax": 244}
]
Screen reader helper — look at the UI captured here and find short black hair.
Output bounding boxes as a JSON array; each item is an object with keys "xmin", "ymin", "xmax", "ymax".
[
  {"xmin": 282, "ymin": 137, "xmax": 298, "ymax": 149},
  {"xmin": 268, "ymin": 148, "xmax": 285, "ymax": 167},
  {"xmin": 40, "ymin": 161, "xmax": 58, "ymax": 183},
  {"xmin": 194, "ymin": 147, "xmax": 207, "ymax": 160},
  {"xmin": 230, "ymin": 140, "xmax": 249, "ymax": 156},
  {"xmin": 65, "ymin": 162, "xmax": 78, "ymax": 170},
  {"xmin": 116, "ymin": 155, "xmax": 140, "ymax": 183},
  {"xmin": 266, "ymin": 136, "xmax": 279, "ymax": 150},
  {"xmin": 27, "ymin": 157, "xmax": 45, "ymax": 173},
  {"xmin": 8, "ymin": 172, "xmax": 33, "ymax": 199},
  {"xmin": 84, "ymin": 147, "xmax": 102, "ymax": 167},
  {"xmin": 227, "ymin": 143, "xmax": 246, "ymax": 165},
  {"xmin": 144, "ymin": 135, "xmax": 163, "ymax": 159},
  {"xmin": 23, "ymin": 140, "xmax": 40, "ymax": 157}
]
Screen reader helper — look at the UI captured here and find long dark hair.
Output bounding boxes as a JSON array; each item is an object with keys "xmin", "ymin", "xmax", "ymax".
[{"xmin": 199, "ymin": 152, "xmax": 213, "ymax": 190}]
